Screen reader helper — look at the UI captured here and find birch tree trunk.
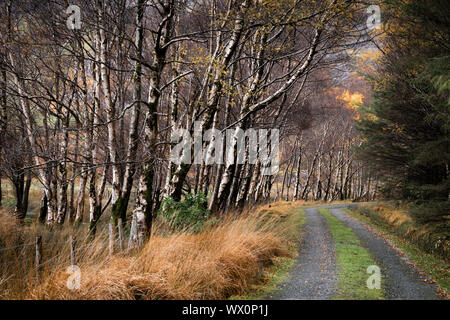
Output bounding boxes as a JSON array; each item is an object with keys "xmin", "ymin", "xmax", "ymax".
[
  {"xmin": 115, "ymin": 0, "xmax": 145, "ymax": 226},
  {"xmin": 131, "ymin": 0, "xmax": 175, "ymax": 246},
  {"xmin": 292, "ymin": 149, "xmax": 302, "ymax": 201},
  {"xmin": 8, "ymin": 56, "xmax": 55, "ymax": 223},
  {"xmin": 97, "ymin": 0, "xmax": 121, "ymax": 221},
  {"xmin": 167, "ymin": 0, "xmax": 249, "ymax": 203}
]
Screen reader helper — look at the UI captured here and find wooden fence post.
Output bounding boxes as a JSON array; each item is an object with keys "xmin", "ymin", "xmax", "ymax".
[
  {"xmin": 70, "ymin": 235, "xmax": 76, "ymax": 265},
  {"xmin": 127, "ymin": 217, "xmax": 137, "ymax": 251},
  {"xmin": 117, "ymin": 218, "xmax": 124, "ymax": 252},
  {"xmin": 108, "ymin": 222, "xmax": 114, "ymax": 256},
  {"xmin": 35, "ymin": 236, "xmax": 42, "ymax": 283}
]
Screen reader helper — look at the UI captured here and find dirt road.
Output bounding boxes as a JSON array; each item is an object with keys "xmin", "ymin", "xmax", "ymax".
[{"xmin": 270, "ymin": 204, "xmax": 441, "ymax": 300}]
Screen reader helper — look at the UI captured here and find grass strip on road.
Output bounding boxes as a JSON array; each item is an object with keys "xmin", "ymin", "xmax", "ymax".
[{"xmin": 319, "ymin": 208, "xmax": 385, "ymax": 300}]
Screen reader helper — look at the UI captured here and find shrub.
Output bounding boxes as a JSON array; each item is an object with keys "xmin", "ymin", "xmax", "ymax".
[{"xmin": 159, "ymin": 192, "xmax": 210, "ymax": 232}]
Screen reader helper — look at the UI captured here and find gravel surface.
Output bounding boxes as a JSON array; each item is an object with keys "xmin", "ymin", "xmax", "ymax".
[
  {"xmin": 270, "ymin": 204, "xmax": 441, "ymax": 300},
  {"xmin": 269, "ymin": 206, "xmax": 338, "ymax": 300},
  {"xmin": 330, "ymin": 208, "xmax": 441, "ymax": 300}
]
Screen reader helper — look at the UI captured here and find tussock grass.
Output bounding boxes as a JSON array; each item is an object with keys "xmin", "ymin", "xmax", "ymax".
[
  {"xmin": 0, "ymin": 204, "xmax": 295, "ymax": 300},
  {"xmin": 0, "ymin": 209, "xmax": 111, "ymax": 299},
  {"xmin": 231, "ymin": 204, "xmax": 306, "ymax": 299},
  {"xmin": 254, "ymin": 200, "xmax": 322, "ymax": 220}
]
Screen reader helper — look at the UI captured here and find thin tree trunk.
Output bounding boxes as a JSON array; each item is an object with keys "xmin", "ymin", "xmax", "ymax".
[
  {"xmin": 292, "ymin": 149, "xmax": 302, "ymax": 201},
  {"xmin": 115, "ymin": 0, "xmax": 145, "ymax": 226},
  {"xmin": 97, "ymin": 0, "xmax": 121, "ymax": 223}
]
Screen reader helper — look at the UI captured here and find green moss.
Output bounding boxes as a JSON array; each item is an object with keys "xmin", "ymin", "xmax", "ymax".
[{"xmin": 111, "ymin": 196, "xmax": 126, "ymax": 225}]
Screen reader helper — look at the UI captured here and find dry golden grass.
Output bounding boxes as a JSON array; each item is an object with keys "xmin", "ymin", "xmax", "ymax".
[
  {"xmin": 254, "ymin": 200, "xmax": 311, "ymax": 218},
  {"xmin": 0, "ymin": 204, "xmax": 295, "ymax": 300},
  {"xmin": 370, "ymin": 204, "xmax": 413, "ymax": 226},
  {"xmin": 355, "ymin": 203, "xmax": 449, "ymax": 258},
  {"xmin": 0, "ymin": 208, "xmax": 111, "ymax": 299}
]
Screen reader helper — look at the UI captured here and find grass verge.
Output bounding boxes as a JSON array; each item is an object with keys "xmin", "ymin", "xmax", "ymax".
[
  {"xmin": 0, "ymin": 202, "xmax": 303, "ymax": 300},
  {"xmin": 319, "ymin": 208, "xmax": 385, "ymax": 300},
  {"xmin": 230, "ymin": 205, "xmax": 306, "ymax": 299},
  {"xmin": 346, "ymin": 206, "xmax": 450, "ymax": 298}
]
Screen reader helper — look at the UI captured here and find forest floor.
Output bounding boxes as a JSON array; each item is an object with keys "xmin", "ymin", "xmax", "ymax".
[{"xmin": 267, "ymin": 204, "xmax": 445, "ymax": 300}]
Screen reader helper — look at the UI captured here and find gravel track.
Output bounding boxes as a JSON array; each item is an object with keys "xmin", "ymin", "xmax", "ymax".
[
  {"xmin": 330, "ymin": 208, "xmax": 441, "ymax": 300},
  {"xmin": 269, "ymin": 206, "xmax": 339, "ymax": 299},
  {"xmin": 270, "ymin": 204, "xmax": 441, "ymax": 300}
]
